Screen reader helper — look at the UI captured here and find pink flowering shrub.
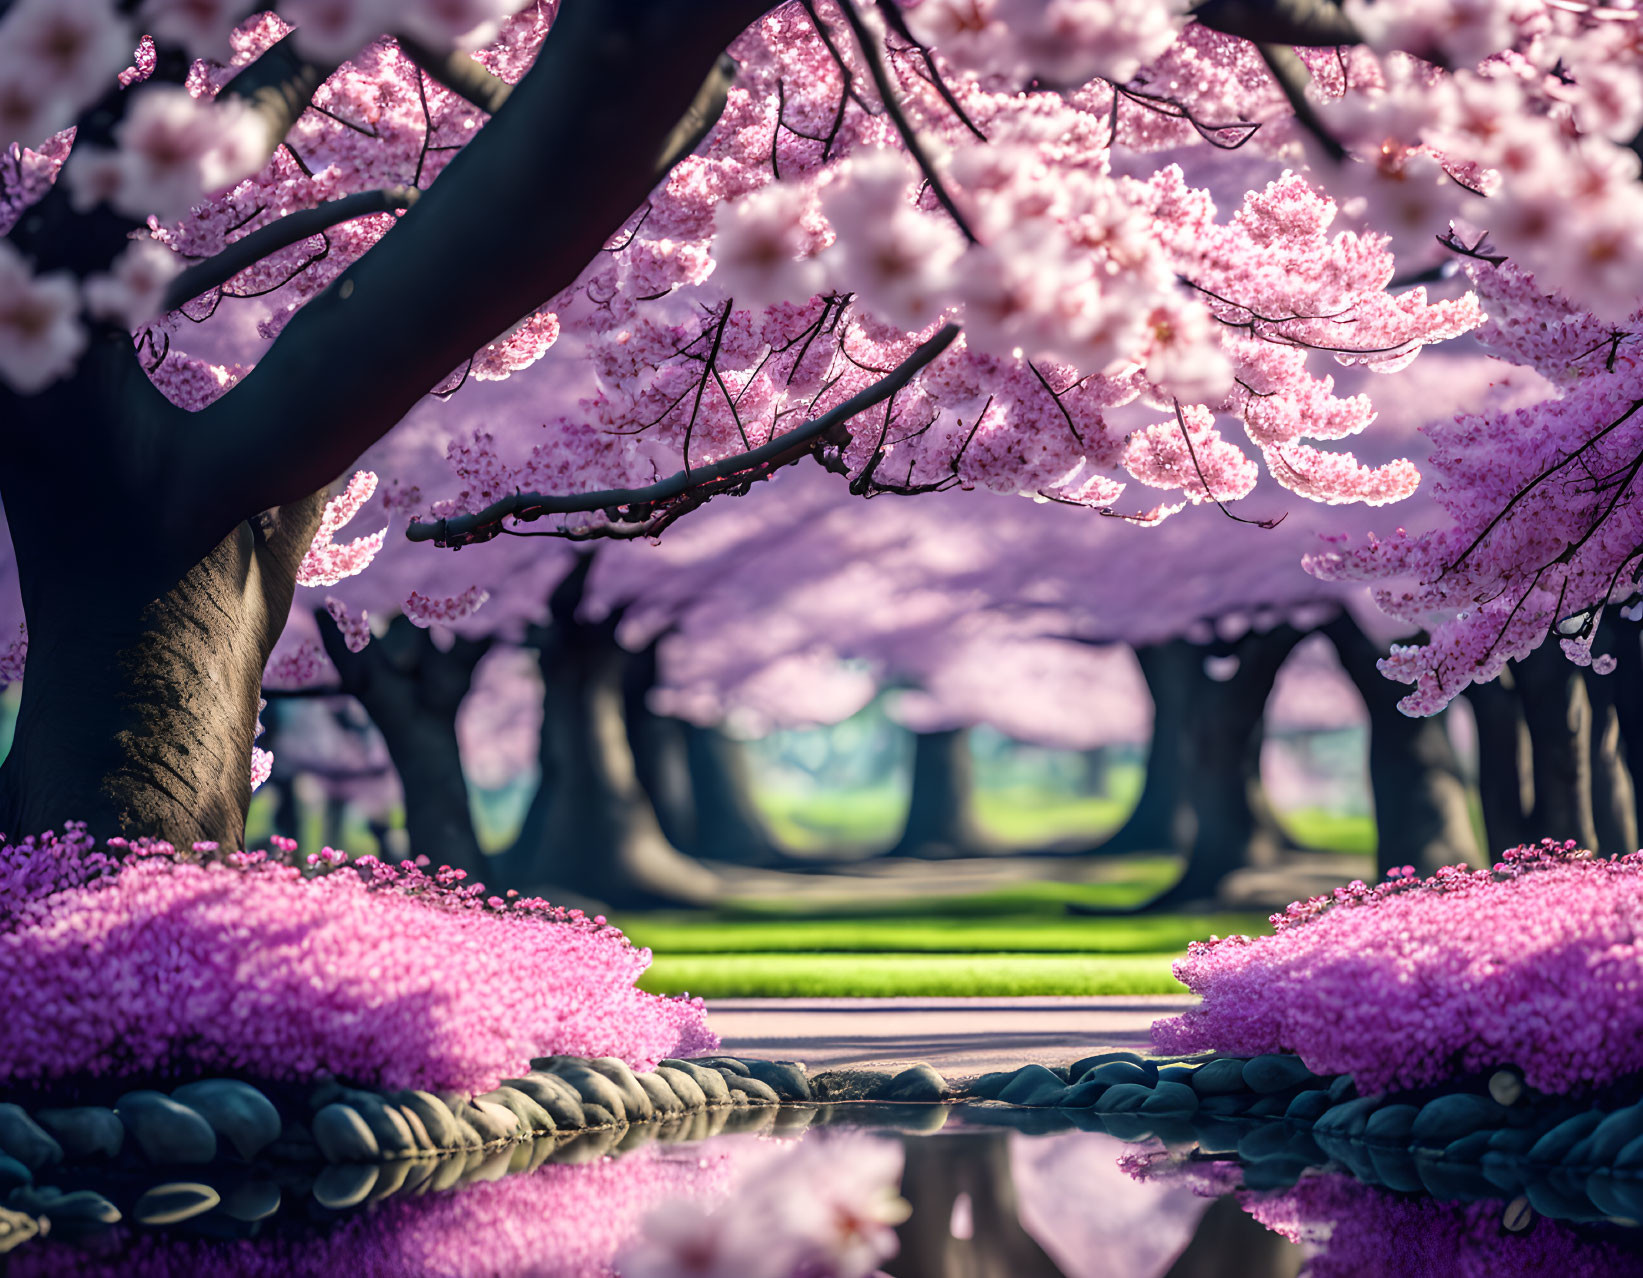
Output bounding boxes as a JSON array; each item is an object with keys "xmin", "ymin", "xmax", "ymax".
[
  {"xmin": 1246, "ymin": 1173, "xmax": 1638, "ymax": 1278},
  {"xmin": 1154, "ymin": 841, "xmax": 1643, "ymax": 1095},
  {"xmin": 0, "ymin": 825, "xmax": 715, "ymax": 1093}
]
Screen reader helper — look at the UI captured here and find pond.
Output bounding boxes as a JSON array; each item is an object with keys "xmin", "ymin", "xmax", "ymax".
[{"xmin": 8, "ymin": 1103, "xmax": 1643, "ymax": 1277}]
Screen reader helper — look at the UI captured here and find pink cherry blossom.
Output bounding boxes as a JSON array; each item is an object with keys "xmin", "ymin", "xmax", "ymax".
[{"xmin": 0, "ymin": 241, "xmax": 86, "ymax": 393}]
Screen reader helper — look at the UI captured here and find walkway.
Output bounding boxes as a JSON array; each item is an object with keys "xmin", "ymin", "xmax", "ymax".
[{"xmin": 709, "ymin": 995, "xmax": 1197, "ymax": 1077}]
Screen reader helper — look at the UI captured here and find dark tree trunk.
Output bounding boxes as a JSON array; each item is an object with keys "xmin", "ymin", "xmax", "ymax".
[
  {"xmin": 1585, "ymin": 622, "xmax": 1639, "ymax": 855},
  {"xmin": 1080, "ymin": 745, "xmax": 1110, "ymax": 795},
  {"xmin": 1161, "ymin": 1196, "xmax": 1304, "ymax": 1278},
  {"xmin": 684, "ymin": 722, "xmax": 785, "ymax": 866},
  {"xmin": 622, "ymin": 641, "xmax": 699, "ymax": 853},
  {"xmin": 891, "ymin": 726, "xmax": 989, "ymax": 859},
  {"xmin": 1612, "ymin": 618, "xmax": 1643, "ymax": 842},
  {"xmin": 1462, "ymin": 671, "xmax": 1534, "ymax": 854},
  {"xmin": 0, "ymin": 464, "xmax": 325, "ymax": 846},
  {"xmin": 887, "ymin": 1132, "xmax": 1068, "ymax": 1278},
  {"xmin": 1160, "ymin": 625, "xmax": 1304, "ymax": 907},
  {"xmin": 505, "ymin": 561, "xmax": 718, "ymax": 909},
  {"xmin": 316, "ymin": 611, "xmax": 490, "ymax": 881},
  {"xmin": 1099, "ymin": 640, "xmax": 1198, "ymax": 855},
  {"xmin": 1323, "ymin": 613, "xmax": 1481, "ymax": 876},
  {"xmin": 1513, "ymin": 641, "xmax": 1599, "ymax": 848},
  {"xmin": 255, "ymin": 701, "xmax": 304, "ymax": 842}
]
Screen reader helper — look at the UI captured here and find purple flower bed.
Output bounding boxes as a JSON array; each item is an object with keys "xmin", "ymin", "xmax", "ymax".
[
  {"xmin": 1154, "ymin": 841, "xmax": 1643, "ymax": 1095},
  {"xmin": 0, "ymin": 825, "xmax": 715, "ymax": 1093}
]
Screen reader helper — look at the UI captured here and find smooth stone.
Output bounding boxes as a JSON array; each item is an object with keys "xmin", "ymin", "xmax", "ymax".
[
  {"xmin": 0, "ymin": 1206, "xmax": 40, "ymax": 1254},
  {"xmin": 1188, "ymin": 1058, "xmax": 1248, "ymax": 1097},
  {"xmin": 1092, "ymin": 1083, "xmax": 1154, "ymax": 1115},
  {"xmin": 655, "ymin": 1066, "xmax": 708, "ymax": 1111},
  {"xmin": 1156, "ymin": 1064, "xmax": 1198, "ymax": 1087},
  {"xmin": 502, "ymin": 1076, "xmax": 587, "ymax": 1128},
  {"xmin": 314, "ymin": 1163, "xmax": 379, "ymax": 1209},
  {"xmin": 1583, "ymin": 1172, "xmax": 1639, "ymax": 1221},
  {"xmin": 428, "ymin": 1155, "xmax": 468, "ymax": 1192},
  {"xmin": 478, "ymin": 1087, "xmax": 556, "ymax": 1135},
  {"xmin": 1489, "ymin": 1070, "xmax": 1525, "ymax": 1107},
  {"xmin": 689, "ymin": 1056, "xmax": 751, "ymax": 1077},
  {"xmin": 1238, "ymin": 1124, "xmax": 1297, "ymax": 1162},
  {"xmin": 1196, "ymin": 1094, "xmax": 1250, "ymax": 1116},
  {"xmin": 1368, "ymin": 1147, "xmax": 1425, "ymax": 1194},
  {"xmin": 392, "ymin": 1104, "xmax": 434, "ymax": 1152},
  {"xmin": 1242, "ymin": 1054, "xmax": 1316, "ymax": 1094},
  {"xmin": 726, "ymin": 1075, "xmax": 782, "ymax": 1106},
  {"xmin": 1615, "ymin": 1131, "xmax": 1643, "ymax": 1169},
  {"xmin": 28, "ymin": 1188, "xmax": 120, "ymax": 1226},
  {"xmin": 219, "ymin": 1181, "xmax": 281, "ymax": 1222},
  {"xmin": 1313, "ymin": 1097, "xmax": 1382, "ymax": 1139},
  {"xmin": 1578, "ymin": 1104, "xmax": 1643, "ymax": 1166},
  {"xmin": 1069, "ymin": 1051, "xmax": 1155, "ymax": 1081},
  {"xmin": 1241, "ymin": 1156, "xmax": 1313, "ymax": 1192},
  {"xmin": 659, "ymin": 1060, "xmax": 732, "ymax": 1105},
  {"xmin": 875, "ymin": 1064, "xmax": 947, "ymax": 1104},
  {"xmin": 556, "ymin": 1067, "xmax": 629, "ymax": 1124},
  {"xmin": 393, "ymin": 1091, "xmax": 464, "ymax": 1150},
  {"xmin": 528, "ymin": 1055, "xmax": 580, "ymax": 1074},
  {"xmin": 1526, "ymin": 1177, "xmax": 1603, "ymax": 1222},
  {"xmin": 633, "ymin": 1073, "xmax": 686, "ymax": 1117},
  {"xmin": 367, "ymin": 1158, "xmax": 416, "ymax": 1201},
  {"xmin": 132, "ymin": 1182, "xmax": 220, "ymax": 1226},
  {"xmin": 312, "ymin": 1104, "xmax": 381, "ymax": 1163},
  {"xmin": 1363, "ymin": 1104, "xmax": 1420, "ymax": 1146},
  {"xmin": 742, "ymin": 1060, "xmax": 811, "ymax": 1102},
  {"xmin": 579, "ymin": 1102, "xmax": 619, "ymax": 1128},
  {"xmin": 1528, "ymin": 1111, "xmax": 1605, "ymax": 1164},
  {"xmin": 997, "ymin": 1065, "xmax": 1068, "ymax": 1108},
  {"xmin": 34, "ymin": 1107, "xmax": 123, "ymax": 1161},
  {"xmin": 467, "ymin": 1099, "xmax": 523, "ymax": 1142},
  {"xmin": 967, "ymin": 1071, "xmax": 1015, "ymax": 1101},
  {"xmin": 585, "ymin": 1059, "xmax": 655, "ymax": 1120},
  {"xmin": 1414, "ymin": 1155, "xmax": 1497, "ymax": 1202},
  {"xmin": 0, "ymin": 1106, "xmax": 62, "ymax": 1172},
  {"xmin": 1246, "ymin": 1095, "xmax": 1291, "ymax": 1118},
  {"xmin": 171, "ymin": 1081, "xmax": 282, "ymax": 1162},
  {"xmin": 1139, "ymin": 1082, "xmax": 1199, "ymax": 1118},
  {"xmin": 339, "ymin": 1091, "xmax": 418, "ymax": 1158},
  {"xmin": 1503, "ymin": 1196, "xmax": 1534, "ymax": 1231},
  {"xmin": 1286, "ymin": 1090, "xmax": 1332, "ymax": 1122},
  {"xmin": 1083, "ymin": 1061, "xmax": 1153, "ymax": 1090},
  {"xmin": 0, "ymin": 1155, "xmax": 29, "ymax": 1193},
  {"xmin": 1059, "ymin": 1078, "xmax": 1107, "ymax": 1109},
  {"xmin": 1326, "ymin": 1074, "xmax": 1357, "ymax": 1103},
  {"xmin": 116, "ymin": 1091, "xmax": 217, "ymax": 1165},
  {"xmin": 1410, "ymin": 1094, "xmax": 1505, "ymax": 1148},
  {"xmin": 1442, "ymin": 1128, "xmax": 1496, "ymax": 1165}
]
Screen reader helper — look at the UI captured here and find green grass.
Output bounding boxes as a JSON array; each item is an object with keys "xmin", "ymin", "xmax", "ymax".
[
  {"xmin": 638, "ymin": 952, "xmax": 1188, "ymax": 998},
  {"xmin": 1278, "ymin": 807, "xmax": 1377, "ymax": 856}
]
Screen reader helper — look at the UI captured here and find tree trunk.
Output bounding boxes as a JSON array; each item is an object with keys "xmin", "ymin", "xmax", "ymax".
[
  {"xmin": 1323, "ymin": 613, "xmax": 1482, "ymax": 876},
  {"xmin": 1161, "ymin": 1196, "xmax": 1303, "ymax": 1278},
  {"xmin": 1513, "ymin": 641, "xmax": 1599, "ymax": 848},
  {"xmin": 316, "ymin": 611, "xmax": 490, "ymax": 881},
  {"xmin": 622, "ymin": 646, "xmax": 699, "ymax": 853},
  {"xmin": 1585, "ymin": 622, "xmax": 1639, "ymax": 855},
  {"xmin": 1462, "ymin": 671, "xmax": 1533, "ymax": 854},
  {"xmin": 1612, "ymin": 618, "xmax": 1643, "ymax": 842},
  {"xmin": 1098, "ymin": 640, "xmax": 1197, "ymax": 855},
  {"xmin": 887, "ymin": 1133, "xmax": 1068, "ymax": 1278},
  {"xmin": 0, "ymin": 478, "xmax": 325, "ymax": 847},
  {"xmin": 684, "ymin": 722, "xmax": 786, "ymax": 866},
  {"xmin": 1160, "ymin": 626, "xmax": 1304, "ymax": 907},
  {"xmin": 505, "ymin": 563, "xmax": 718, "ymax": 909},
  {"xmin": 891, "ymin": 726, "xmax": 988, "ymax": 859},
  {"xmin": 1080, "ymin": 746, "xmax": 1110, "ymax": 795}
]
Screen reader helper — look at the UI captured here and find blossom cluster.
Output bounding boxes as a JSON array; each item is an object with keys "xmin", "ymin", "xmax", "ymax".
[
  {"xmin": 0, "ymin": 824, "xmax": 716, "ymax": 1092},
  {"xmin": 620, "ymin": 1133, "xmax": 908, "ymax": 1278},
  {"xmin": 1154, "ymin": 840, "xmax": 1643, "ymax": 1095}
]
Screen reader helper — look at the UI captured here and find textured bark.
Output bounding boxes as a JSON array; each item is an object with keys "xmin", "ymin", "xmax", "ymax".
[
  {"xmin": 1513, "ymin": 642, "xmax": 1599, "ymax": 848},
  {"xmin": 316, "ymin": 611, "xmax": 490, "ymax": 880},
  {"xmin": 887, "ymin": 1132, "xmax": 1068, "ymax": 1278},
  {"xmin": 1159, "ymin": 626, "xmax": 1304, "ymax": 907},
  {"xmin": 1098, "ymin": 640, "xmax": 1198, "ymax": 855},
  {"xmin": 684, "ymin": 722, "xmax": 786, "ymax": 866},
  {"xmin": 1462, "ymin": 671, "xmax": 1534, "ymax": 853},
  {"xmin": 1323, "ymin": 613, "xmax": 1481, "ymax": 876},
  {"xmin": 891, "ymin": 727, "xmax": 990, "ymax": 859},
  {"xmin": 505, "ymin": 566, "xmax": 718, "ymax": 908},
  {"xmin": 622, "ymin": 641, "xmax": 699, "ymax": 854},
  {"xmin": 0, "ymin": 434, "xmax": 324, "ymax": 845}
]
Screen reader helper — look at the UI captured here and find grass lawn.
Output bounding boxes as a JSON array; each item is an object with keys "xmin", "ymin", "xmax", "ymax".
[
  {"xmin": 624, "ymin": 853, "xmax": 1269, "ymax": 998},
  {"xmin": 639, "ymin": 952, "xmax": 1187, "ymax": 998}
]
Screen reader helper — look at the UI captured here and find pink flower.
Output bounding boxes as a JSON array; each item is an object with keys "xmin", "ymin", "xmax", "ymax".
[
  {"xmin": 82, "ymin": 240, "xmax": 181, "ymax": 329},
  {"xmin": 0, "ymin": 241, "xmax": 86, "ymax": 393}
]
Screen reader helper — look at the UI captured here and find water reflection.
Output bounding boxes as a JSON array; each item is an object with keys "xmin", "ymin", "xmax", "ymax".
[{"xmin": 9, "ymin": 1114, "xmax": 1643, "ymax": 1277}]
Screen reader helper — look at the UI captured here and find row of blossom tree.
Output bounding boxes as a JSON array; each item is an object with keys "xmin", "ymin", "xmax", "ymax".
[{"xmin": 1, "ymin": 0, "xmax": 1639, "ymax": 870}]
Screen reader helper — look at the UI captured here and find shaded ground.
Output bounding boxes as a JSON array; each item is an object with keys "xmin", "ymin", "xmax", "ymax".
[{"xmin": 709, "ymin": 994, "xmax": 1196, "ymax": 1075}]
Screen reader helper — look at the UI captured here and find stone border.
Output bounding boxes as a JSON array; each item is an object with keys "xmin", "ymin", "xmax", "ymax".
[{"xmin": 7, "ymin": 1047, "xmax": 1643, "ymax": 1250}]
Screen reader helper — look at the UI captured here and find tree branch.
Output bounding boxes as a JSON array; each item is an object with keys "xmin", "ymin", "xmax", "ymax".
[
  {"xmin": 407, "ymin": 321, "xmax": 961, "ymax": 547},
  {"xmin": 220, "ymin": 33, "xmax": 331, "ymax": 154},
  {"xmin": 1191, "ymin": 0, "xmax": 1362, "ymax": 47},
  {"xmin": 185, "ymin": 0, "xmax": 771, "ymax": 542},
  {"xmin": 394, "ymin": 34, "xmax": 514, "ymax": 115},
  {"xmin": 1257, "ymin": 42, "xmax": 1346, "ymax": 163},
  {"xmin": 162, "ymin": 187, "xmax": 421, "ymax": 313}
]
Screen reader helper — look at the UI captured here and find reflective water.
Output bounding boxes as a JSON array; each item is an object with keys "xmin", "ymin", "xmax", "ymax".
[{"xmin": 9, "ymin": 1105, "xmax": 1643, "ymax": 1277}]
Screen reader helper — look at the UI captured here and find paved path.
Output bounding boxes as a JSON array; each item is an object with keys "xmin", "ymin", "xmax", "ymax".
[{"xmin": 709, "ymin": 995, "xmax": 1197, "ymax": 1078}]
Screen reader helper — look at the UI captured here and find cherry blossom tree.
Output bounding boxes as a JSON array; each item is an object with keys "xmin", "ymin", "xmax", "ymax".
[{"xmin": 1, "ymin": 0, "xmax": 1638, "ymax": 875}]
